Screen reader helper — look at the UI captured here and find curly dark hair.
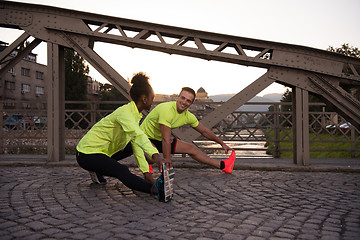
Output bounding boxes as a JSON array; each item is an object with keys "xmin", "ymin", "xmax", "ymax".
[{"xmin": 129, "ymin": 72, "xmax": 153, "ymax": 102}]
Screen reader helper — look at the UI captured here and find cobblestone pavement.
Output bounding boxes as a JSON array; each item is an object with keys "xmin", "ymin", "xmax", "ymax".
[{"xmin": 0, "ymin": 166, "xmax": 359, "ymax": 240}]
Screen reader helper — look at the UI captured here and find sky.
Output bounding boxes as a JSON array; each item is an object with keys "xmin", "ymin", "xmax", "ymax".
[{"xmin": 1, "ymin": 0, "xmax": 360, "ymax": 96}]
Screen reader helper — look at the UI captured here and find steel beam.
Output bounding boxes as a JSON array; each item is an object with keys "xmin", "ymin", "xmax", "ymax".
[
  {"xmin": 0, "ymin": 1, "xmax": 359, "ymax": 83},
  {"xmin": 0, "ymin": 37, "xmax": 42, "ymax": 77},
  {"xmin": 293, "ymin": 87, "xmax": 310, "ymax": 165},
  {"xmin": 0, "ymin": 32, "xmax": 30, "ymax": 63},
  {"xmin": 307, "ymin": 75, "xmax": 360, "ymax": 129},
  {"xmin": 269, "ymin": 67, "xmax": 360, "ymax": 129},
  {"xmin": 58, "ymin": 32, "xmax": 131, "ymax": 99},
  {"xmin": 174, "ymin": 72, "xmax": 275, "ymax": 142},
  {"xmin": 47, "ymin": 43, "xmax": 65, "ymax": 162}
]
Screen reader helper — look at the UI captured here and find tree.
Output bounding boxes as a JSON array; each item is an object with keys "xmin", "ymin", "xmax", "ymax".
[
  {"xmin": 99, "ymin": 83, "xmax": 128, "ymax": 102},
  {"xmin": 327, "ymin": 43, "xmax": 360, "ymax": 58},
  {"xmin": 64, "ymin": 48, "xmax": 89, "ymax": 129},
  {"xmin": 98, "ymin": 83, "xmax": 128, "ymax": 110},
  {"xmin": 64, "ymin": 48, "xmax": 89, "ymax": 101}
]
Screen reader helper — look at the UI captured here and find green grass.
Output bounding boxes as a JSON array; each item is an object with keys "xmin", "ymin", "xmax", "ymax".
[{"xmin": 266, "ymin": 129, "xmax": 360, "ymax": 158}]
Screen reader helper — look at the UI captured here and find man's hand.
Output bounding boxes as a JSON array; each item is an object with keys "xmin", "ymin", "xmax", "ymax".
[
  {"xmin": 143, "ymin": 172, "xmax": 156, "ymax": 184},
  {"xmin": 222, "ymin": 143, "xmax": 233, "ymax": 154}
]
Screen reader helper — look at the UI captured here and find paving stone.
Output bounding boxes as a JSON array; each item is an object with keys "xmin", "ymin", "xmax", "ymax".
[
  {"xmin": 25, "ymin": 221, "xmax": 51, "ymax": 231},
  {"xmin": 273, "ymin": 231, "xmax": 296, "ymax": 239},
  {"xmin": 67, "ymin": 226, "xmax": 88, "ymax": 234},
  {"xmin": 297, "ymin": 233, "xmax": 320, "ymax": 240},
  {"xmin": 25, "ymin": 233, "xmax": 46, "ymax": 240},
  {"xmin": 12, "ymin": 229, "xmax": 34, "ymax": 238}
]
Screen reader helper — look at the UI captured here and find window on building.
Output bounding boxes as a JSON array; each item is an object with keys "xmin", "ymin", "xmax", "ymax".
[
  {"xmin": 36, "ymin": 103, "xmax": 46, "ymax": 109},
  {"xmin": 21, "ymin": 68, "xmax": 30, "ymax": 77},
  {"xmin": 35, "ymin": 86, "xmax": 44, "ymax": 95},
  {"xmin": 8, "ymin": 68, "xmax": 16, "ymax": 77},
  {"xmin": 5, "ymin": 81, "xmax": 15, "ymax": 90},
  {"xmin": 3, "ymin": 102, "xmax": 16, "ymax": 109},
  {"xmin": 25, "ymin": 54, "xmax": 36, "ymax": 62},
  {"xmin": 93, "ymin": 84, "xmax": 99, "ymax": 94},
  {"xmin": 22, "ymin": 103, "xmax": 31, "ymax": 109},
  {"xmin": 21, "ymin": 84, "xmax": 31, "ymax": 93},
  {"xmin": 36, "ymin": 71, "xmax": 44, "ymax": 80}
]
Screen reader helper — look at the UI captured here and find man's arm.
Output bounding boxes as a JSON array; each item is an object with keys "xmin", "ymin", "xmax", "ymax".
[
  {"xmin": 159, "ymin": 123, "xmax": 172, "ymax": 167},
  {"xmin": 194, "ymin": 122, "xmax": 233, "ymax": 154}
]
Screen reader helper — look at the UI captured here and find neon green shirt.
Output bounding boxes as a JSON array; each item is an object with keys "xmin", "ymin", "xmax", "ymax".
[
  {"xmin": 76, "ymin": 101, "xmax": 158, "ymax": 173},
  {"xmin": 140, "ymin": 101, "xmax": 199, "ymax": 141}
]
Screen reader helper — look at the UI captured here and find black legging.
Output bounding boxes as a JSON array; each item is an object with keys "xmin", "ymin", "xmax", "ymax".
[{"xmin": 76, "ymin": 143, "xmax": 153, "ymax": 194}]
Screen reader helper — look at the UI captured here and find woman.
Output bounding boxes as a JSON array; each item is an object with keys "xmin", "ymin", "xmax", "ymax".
[{"xmin": 76, "ymin": 72, "xmax": 167, "ymax": 199}]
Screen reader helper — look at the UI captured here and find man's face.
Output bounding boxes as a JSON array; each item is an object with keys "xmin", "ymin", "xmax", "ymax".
[{"xmin": 176, "ymin": 90, "xmax": 194, "ymax": 113}]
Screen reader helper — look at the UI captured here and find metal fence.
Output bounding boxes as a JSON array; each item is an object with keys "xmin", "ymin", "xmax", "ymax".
[{"xmin": 1, "ymin": 100, "xmax": 359, "ymax": 158}]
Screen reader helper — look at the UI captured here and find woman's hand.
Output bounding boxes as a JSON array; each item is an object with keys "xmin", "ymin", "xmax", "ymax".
[
  {"xmin": 152, "ymin": 153, "xmax": 171, "ymax": 171},
  {"xmin": 143, "ymin": 172, "xmax": 156, "ymax": 184}
]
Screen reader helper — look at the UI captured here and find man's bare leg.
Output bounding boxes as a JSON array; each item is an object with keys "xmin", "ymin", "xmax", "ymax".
[{"xmin": 174, "ymin": 139, "xmax": 221, "ymax": 168}]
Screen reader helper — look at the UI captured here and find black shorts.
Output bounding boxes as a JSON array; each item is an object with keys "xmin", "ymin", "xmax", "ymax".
[{"xmin": 150, "ymin": 138, "xmax": 178, "ymax": 154}]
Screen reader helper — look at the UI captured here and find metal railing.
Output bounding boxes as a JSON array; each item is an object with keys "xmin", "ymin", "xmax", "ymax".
[{"xmin": 1, "ymin": 100, "xmax": 359, "ymax": 158}]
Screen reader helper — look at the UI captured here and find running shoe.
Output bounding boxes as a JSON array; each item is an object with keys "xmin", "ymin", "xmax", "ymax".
[
  {"xmin": 89, "ymin": 171, "xmax": 107, "ymax": 185},
  {"xmin": 222, "ymin": 151, "xmax": 236, "ymax": 174},
  {"xmin": 153, "ymin": 163, "xmax": 175, "ymax": 202},
  {"xmin": 162, "ymin": 163, "xmax": 175, "ymax": 202},
  {"xmin": 153, "ymin": 175, "xmax": 165, "ymax": 201}
]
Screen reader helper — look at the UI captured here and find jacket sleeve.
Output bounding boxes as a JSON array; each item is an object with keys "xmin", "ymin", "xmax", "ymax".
[{"xmin": 117, "ymin": 113, "xmax": 159, "ymax": 173}]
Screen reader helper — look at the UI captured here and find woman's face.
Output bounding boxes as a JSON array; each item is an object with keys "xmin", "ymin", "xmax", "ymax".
[{"xmin": 143, "ymin": 91, "xmax": 155, "ymax": 111}]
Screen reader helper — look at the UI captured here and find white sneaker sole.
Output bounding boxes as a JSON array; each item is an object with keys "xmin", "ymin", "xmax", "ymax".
[{"xmin": 162, "ymin": 163, "xmax": 175, "ymax": 202}]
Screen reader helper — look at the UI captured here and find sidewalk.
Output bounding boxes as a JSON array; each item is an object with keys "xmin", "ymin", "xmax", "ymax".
[
  {"xmin": 0, "ymin": 154, "xmax": 359, "ymax": 172},
  {"xmin": 1, "ymin": 162, "xmax": 359, "ymax": 239},
  {"xmin": 1, "ymin": 154, "xmax": 360, "ymax": 239}
]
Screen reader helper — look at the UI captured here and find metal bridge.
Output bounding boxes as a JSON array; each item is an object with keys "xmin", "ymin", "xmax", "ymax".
[{"xmin": 1, "ymin": 1, "xmax": 359, "ymax": 164}]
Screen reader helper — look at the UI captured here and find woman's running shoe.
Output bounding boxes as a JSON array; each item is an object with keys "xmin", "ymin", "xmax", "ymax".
[{"xmin": 89, "ymin": 171, "xmax": 107, "ymax": 185}]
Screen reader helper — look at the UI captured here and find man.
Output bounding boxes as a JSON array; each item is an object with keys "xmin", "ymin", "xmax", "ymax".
[{"xmin": 140, "ymin": 87, "xmax": 236, "ymax": 177}]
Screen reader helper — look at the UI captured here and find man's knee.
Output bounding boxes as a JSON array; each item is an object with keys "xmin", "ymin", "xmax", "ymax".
[{"xmin": 183, "ymin": 142, "xmax": 198, "ymax": 155}]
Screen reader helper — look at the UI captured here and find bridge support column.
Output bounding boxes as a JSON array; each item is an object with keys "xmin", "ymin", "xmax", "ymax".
[
  {"xmin": 292, "ymin": 87, "xmax": 310, "ymax": 165},
  {"xmin": 47, "ymin": 43, "xmax": 65, "ymax": 162}
]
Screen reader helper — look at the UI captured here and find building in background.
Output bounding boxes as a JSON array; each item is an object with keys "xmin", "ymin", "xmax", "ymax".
[
  {"xmin": 0, "ymin": 41, "xmax": 47, "ymax": 110},
  {"xmin": 196, "ymin": 87, "xmax": 212, "ymax": 102},
  {"xmin": 87, "ymin": 76, "xmax": 100, "ymax": 101},
  {"xmin": 154, "ymin": 87, "xmax": 213, "ymax": 103},
  {"xmin": 154, "ymin": 94, "xmax": 177, "ymax": 102}
]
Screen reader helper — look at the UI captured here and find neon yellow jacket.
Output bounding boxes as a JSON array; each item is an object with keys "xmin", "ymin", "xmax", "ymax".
[{"xmin": 76, "ymin": 101, "xmax": 158, "ymax": 173}]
